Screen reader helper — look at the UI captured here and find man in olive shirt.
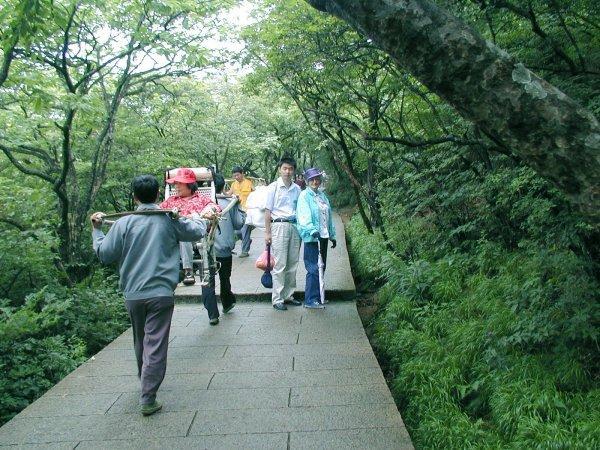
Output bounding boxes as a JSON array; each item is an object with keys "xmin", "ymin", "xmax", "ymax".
[{"xmin": 228, "ymin": 166, "xmax": 254, "ymax": 257}]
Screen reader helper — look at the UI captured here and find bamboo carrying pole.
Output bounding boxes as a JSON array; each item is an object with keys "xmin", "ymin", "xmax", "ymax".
[{"xmin": 101, "ymin": 208, "xmax": 179, "ymax": 225}]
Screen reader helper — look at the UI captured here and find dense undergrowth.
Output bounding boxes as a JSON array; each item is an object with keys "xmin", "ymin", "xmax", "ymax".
[
  {"xmin": 0, "ymin": 272, "xmax": 129, "ymax": 425},
  {"xmin": 346, "ymin": 171, "xmax": 600, "ymax": 449}
]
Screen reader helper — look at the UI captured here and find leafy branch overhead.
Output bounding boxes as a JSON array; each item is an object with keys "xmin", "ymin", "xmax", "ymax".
[
  {"xmin": 303, "ymin": 0, "xmax": 600, "ymax": 223},
  {"xmin": 0, "ymin": 0, "xmax": 224, "ymax": 275}
]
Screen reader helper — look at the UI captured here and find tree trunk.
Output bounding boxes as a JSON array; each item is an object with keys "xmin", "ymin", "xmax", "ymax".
[{"xmin": 305, "ymin": 0, "xmax": 600, "ymax": 224}]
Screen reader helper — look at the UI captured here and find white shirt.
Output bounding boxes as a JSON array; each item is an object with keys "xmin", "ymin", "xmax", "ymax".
[
  {"xmin": 266, "ymin": 177, "xmax": 301, "ymax": 220},
  {"xmin": 316, "ymin": 194, "xmax": 330, "ymax": 238}
]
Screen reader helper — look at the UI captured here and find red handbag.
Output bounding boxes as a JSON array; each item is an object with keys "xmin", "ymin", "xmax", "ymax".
[{"xmin": 255, "ymin": 244, "xmax": 275, "ymax": 270}]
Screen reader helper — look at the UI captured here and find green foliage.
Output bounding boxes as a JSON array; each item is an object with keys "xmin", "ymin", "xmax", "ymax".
[
  {"xmin": 111, "ymin": 79, "xmax": 321, "ymax": 187},
  {"xmin": 0, "ymin": 168, "xmax": 65, "ymax": 302},
  {"xmin": 0, "ymin": 273, "xmax": 129, "ymax": 424},
  {"xmin": 348, "ymin": 213, "xmax": 600, "ymax": 449},
  {"xmin": 0, "ymin": 335, "xmax": 84, "ymax": 425},
  {"xmin": 0, "ymin": 0, "xmax": 234, "ymax": 273}
]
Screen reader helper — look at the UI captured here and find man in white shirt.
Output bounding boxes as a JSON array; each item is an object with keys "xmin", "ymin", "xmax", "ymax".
[{"xmin": 265, "ymin": 157, "xmax": 302, "ymax": 310}]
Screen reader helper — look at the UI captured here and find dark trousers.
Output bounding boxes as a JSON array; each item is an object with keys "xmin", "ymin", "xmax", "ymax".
[
  {"xmin": 303, "ymin": 238, "xmax": 328, "ymax": 305},
  {"xmin": 217, "ymin": 256, "xmax": 235, "ymax": 309},
  {"xmin": 125, "ymin": 296, "xmax": 174, "ymax": 405},
  {"xmin": 202, "ymin": 265, "xmax": 219, "ymax": 320}
]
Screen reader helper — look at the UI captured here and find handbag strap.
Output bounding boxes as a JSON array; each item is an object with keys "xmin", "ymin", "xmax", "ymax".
[{"xmin": 266, "ymin": 243, "xmax": 272, "ymax": 271}]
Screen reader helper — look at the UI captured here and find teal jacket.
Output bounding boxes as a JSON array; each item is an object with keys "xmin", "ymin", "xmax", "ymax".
[{"xmin": 296, "ymin": 188, "xmax": 336, "ymax": 243}]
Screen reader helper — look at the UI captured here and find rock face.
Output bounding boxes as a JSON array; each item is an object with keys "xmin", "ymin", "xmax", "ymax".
[{"xmin": 305, "ymin": 0, "xmax": 600, "ymax": 224}]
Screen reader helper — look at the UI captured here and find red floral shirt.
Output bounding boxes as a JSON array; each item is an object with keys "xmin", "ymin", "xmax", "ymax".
[{"xmin": 159, "ymin": 192, "xmax": 220, "ymax": 217}]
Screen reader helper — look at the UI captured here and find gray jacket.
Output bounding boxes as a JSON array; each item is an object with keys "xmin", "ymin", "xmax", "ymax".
[
  {"xmin": 214, "ymin": 197, "xmax": 246, "ymax": 258},
  {"xmin": 92, "ymin": 203, "xmax": 206, "ymax": 300}
]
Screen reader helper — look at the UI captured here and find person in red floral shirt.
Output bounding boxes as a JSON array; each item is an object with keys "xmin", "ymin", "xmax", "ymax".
[{"xmin": 160, "ymin": 168, "xmax": 220, "ymax": 286}]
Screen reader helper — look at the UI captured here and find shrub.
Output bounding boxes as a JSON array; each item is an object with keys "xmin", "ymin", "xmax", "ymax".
[
  {"xmin": 348, "ymin": 214, "xmax": 599, "ymax": 449},
  {"xmin": 0, "ymin": 273, "xmax": 129, "ymax": 424},
  {"xmin": 0, "ymin": 336, "xmax": 85, "ymax": 424}
]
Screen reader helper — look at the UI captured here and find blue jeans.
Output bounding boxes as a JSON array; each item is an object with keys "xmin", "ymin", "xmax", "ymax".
[
  {"xmin": 241, "ymin": 224, "xmax": 253, "ymax": 253},
  {"xmin": 303, "ymin": 238, "xmax": 328, "ymax": 305}
]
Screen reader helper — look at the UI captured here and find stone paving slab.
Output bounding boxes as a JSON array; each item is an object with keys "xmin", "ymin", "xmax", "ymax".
[
  {"xmin": 290, "ymin": 384, "xmax": 395, "ymax": 407},
  {"xmin": 76, "ymin": 356, "xmax": 293, "ymax": 377},
  {"xmin": 108, "ymin": 388, "xmax": 290, "ymax": 414},
  {"xmin": 290, "ymin": 427, "xmax": 414, "ymax": 450},
  {"xmin": 0, "ymin": 412, "xmax": 195, "ymax": 445},
  {"xmin": 188, "ymin": 404, "xmax": 403, "ymax": 436},
  {"xmin": 170, "ymin": 332, "xmax": 301, "ymax": 346},
  {"xmin": 0, "ymin": 443, "xmax": 77, "ymax": 450},
  {"xmin": 297, "ymin": 331, "xmax": 367, "ymax": 344},
  {"xmin": 293, "ymin": 353, "xmax": 380, "ymax": 371},
  {"xmin": 174, "ymin": 214, "xmax": 355, "ymax": 301},
  {"xmin": 46, "ymin": 373, "xmax": 213, "ymax": 395},
  {"xmin": 235, "ymin": 322, "xmax": 365, "ymax": 335},
  {"xmin": 223, "ymin": 342, "xmax": 373, "ymax": 358},
  {"xmin": 16, "ymin": 393, "xmax": 120, "ymax": 418},
  {"xmin": 208, "ymin": 367, "xmax": 387, "ymax": 390},
  {"xmin": 91, "ymin": 345, "xmax": 228, "ymax": 361},
  {"xmin": 0, "ymin": 298, "xmax": 412, "ymax": 449},
  {"xmin": 75, "ymin": 433, "xmax": 288, "ymax": 450}
]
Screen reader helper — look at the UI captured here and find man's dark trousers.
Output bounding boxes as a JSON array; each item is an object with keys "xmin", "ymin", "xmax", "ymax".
[
  {"xmin": 125, "ymin": 296, "xmax": 174, "ymax": 405},
  {"xmin": 217, "ymin": 256, "xmax": 235, "ymax": 310},
  {"xmin": 202, "ymin": 265, "xmax": 219, "ymax": 320}
]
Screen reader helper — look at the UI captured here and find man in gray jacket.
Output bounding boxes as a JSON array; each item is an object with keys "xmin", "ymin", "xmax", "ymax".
[
  {"xmin": 201, "ymin": 174, "xmax": 246, "ymax": 322},
  {"xmin": 91, "ymin": 174, "xmax": 207, "ymax": 416},
  {"xmin": 214, "ymin": 173, "xmax": 246, "ymax": 314}
]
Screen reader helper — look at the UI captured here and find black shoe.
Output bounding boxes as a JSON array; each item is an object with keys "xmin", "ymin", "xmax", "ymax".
[
  {"xmin": 273, "ymin": 303, "xmax": 287, "ymax": 311},
  {"xmin": 209, "ymin": 317, "xmax": 219, "ymax": 325},
  {"xmin": 284, "ymin": 298, "xmax": 301, "ymax": 306},
  {"xmin": 223, "ymin": 303, "xmax": 236, "ymax": 314},
  {"xmin": 182, "ymin": 271, "xmax": 196, "ymax": 285}
]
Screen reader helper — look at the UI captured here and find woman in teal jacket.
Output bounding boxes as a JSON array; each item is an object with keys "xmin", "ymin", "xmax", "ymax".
[{"xmin": 296, "ymin": 168, "xmax": 337, "ymax": 308}]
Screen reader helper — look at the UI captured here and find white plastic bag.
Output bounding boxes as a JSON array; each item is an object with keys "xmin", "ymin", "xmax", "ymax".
[
  {"xmin": 245, "ymin": 207, "xmax": 265, "ymax": 229},
  {"xmin": 245, "ymin": 186, "xmax": 269, "ymax": 209},
  {"xmin": 244, "ymin": 186, "xmax": 270, "ymax": 229}
]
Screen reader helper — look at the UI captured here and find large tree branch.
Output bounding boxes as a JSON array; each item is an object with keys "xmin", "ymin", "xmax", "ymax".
[
  {"xmin": 492, "ymin": 0, "xmax": 581, "ymax": 74},
  {"xmin": 366, "ymin": 134, "xmax": 481, "ymax": 148},
  {"xmin": 304, "ymin": 0, "xmax": 600, "ymax": 224},
  {"xmin": 1, "ymin": 143, "xmax": 53, "ymax": 165},
  {"xmin": 60, "ymin": 2, "xmax": 80, "ymax": 93},
  {"xmin": 0, "ymin": 144, "xmax": 55, "ymax": 183},
  {"xmin": 0, "ymin": 217, "xmax": 27, "ymax": 232},
  {"xmin": 55, "ymin": 108, "xmax": 75, "ymax": 190},
  {"xmin": 0, "ymin": 40, "xmax": 17, "ymax": 87}
]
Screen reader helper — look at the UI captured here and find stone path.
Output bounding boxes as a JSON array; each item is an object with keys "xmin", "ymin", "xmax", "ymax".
[{"xmin": 0, "ymin": 214, "xmax": 413, "ymax": 449}]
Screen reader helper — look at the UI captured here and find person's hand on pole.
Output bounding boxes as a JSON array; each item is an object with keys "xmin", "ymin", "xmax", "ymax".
[
  {"xmin": 189, "ymin": 211, "xmax": 203, "ymax": 222},
  {"xmin": 200, "ymin": 205, "xmax": 218, "ymax": 220},
  {"xmin": 90, "ymin": 212, "xmax": 106, "ymax": 229},
  {"xmin": 311, "ymin": 231, "xmax": 320, "ymax": 239},
  {"xmin": 330, "ymin": 238, "xmax": 337, "ymax": 249}
]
